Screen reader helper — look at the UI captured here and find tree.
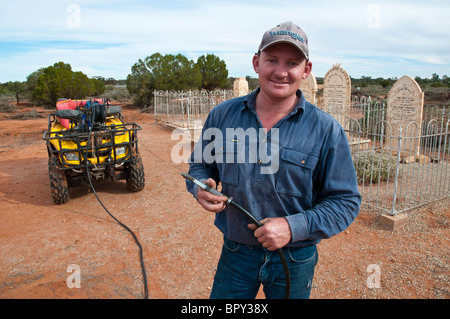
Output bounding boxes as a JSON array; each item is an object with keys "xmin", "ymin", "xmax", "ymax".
[
  {"xmin": 90, "ymin": 78, "xmax": 106, "ymax": 96},
  {"xmin": 380, "ymin": 79, "xmax": 391, "ymax": 88},
  {"xmin": 2, "ymin": 81, "xmax": 25, "ymax": 104},
  {"xmin": 127, "ymin": 53, "xmax": 202, "ymax": 106},
  {"xmin": 152, "ymin": 53, "xmax": 202, "ymax": 91},
  {"xmin": 431, "ymin": 73, "xmax": 439, "ymax": 83},
  {"xmin": 32, "ymin": 62, "xmax": 72, "ymax": 107},
  {"xmin": 126, "ymin": 58, "xmax": 156, "ymax": 107},
  {"xmin": 31, "ymin": 62, "xmax": 104, "ymax": 107},
  {"xmin": 26, "ymin": 68, "xmax": 45, "ymax": 94},
  {"xmin": 197, "ymin": 54, "xmax": 228, "ymax": 90}
]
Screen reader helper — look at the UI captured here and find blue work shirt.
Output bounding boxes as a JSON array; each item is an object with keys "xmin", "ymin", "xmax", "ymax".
[{"xmin": 186, "ymin": 88, "xmax": 361, "ymax": 247}]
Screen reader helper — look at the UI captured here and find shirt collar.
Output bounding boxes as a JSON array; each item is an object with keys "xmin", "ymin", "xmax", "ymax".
[{"xmin": 242, "ymin": 87, "xmax": 306, "ymax": 117}]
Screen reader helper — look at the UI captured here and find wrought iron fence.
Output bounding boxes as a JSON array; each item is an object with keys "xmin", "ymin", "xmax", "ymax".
[
  {"xmin": 153, "ymin": 89, "xmax": 234, "ymax": 129},
  {"xmin": 346, "ymin": 98, "xmax": 449, "ymax": 215},
  {"xmin": 154, "ymin": 89, "xmax": 449, "ymax": 215}
]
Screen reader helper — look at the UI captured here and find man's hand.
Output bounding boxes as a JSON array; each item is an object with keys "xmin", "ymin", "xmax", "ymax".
[
  {"xmin": 248, "ymin": 217, "xmax": 292, "ymax": 251},
  {"xmin": 197, "ymin": 178, "xmax": 228, "ymax": 213}
]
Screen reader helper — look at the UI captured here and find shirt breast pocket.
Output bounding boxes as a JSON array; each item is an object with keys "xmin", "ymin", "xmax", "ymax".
[
  {"xmin": 216, "ymin": 140, "xmax": 240, "ymax": 186},
  {"xmin": 276, "ymin": 148, "xmax": 319, "ymax": 198}
]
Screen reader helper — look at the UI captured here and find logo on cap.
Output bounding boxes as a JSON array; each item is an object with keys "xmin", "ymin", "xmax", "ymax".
[{"xmin": 270, "ymin": 30, "xmax": 305, "ymax": 43}]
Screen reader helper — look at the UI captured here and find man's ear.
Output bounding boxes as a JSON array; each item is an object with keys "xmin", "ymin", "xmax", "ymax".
[
  {"xmin": 252, "ymin": 54, "xmax": 259, "ymax": 74},
  {"xmin": 302, "ymin": 61, "xmax": 313, "ymax": 79}
]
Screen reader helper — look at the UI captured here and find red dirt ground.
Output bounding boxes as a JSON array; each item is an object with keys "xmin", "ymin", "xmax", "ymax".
[{"xmin": 0, "ymin": 103, "xmax": 448, "ymax": 299}]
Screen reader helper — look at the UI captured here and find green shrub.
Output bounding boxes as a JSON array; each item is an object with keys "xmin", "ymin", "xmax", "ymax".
[{"xmin": 353, "ymin": 151, "xmax": 399, "ymax": 184}]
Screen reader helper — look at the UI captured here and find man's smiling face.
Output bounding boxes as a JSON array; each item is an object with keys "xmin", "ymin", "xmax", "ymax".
[{"xmin": 253, "ymin": 43, "xmax": 312, "ymax": 102}]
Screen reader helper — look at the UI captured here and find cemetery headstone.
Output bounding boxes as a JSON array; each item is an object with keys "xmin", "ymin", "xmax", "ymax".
[
  {"xmin": 323, "ymin": 63, "xmax": 351, "ymax": 129},
  {"xmin": 300, "ymin": 72, "xmax": 318, "ymax": 105},
  {"xmin": 386, "ymin": 75, "xmax": 424, "ymax": 161},
  {"xmin": 233, "ymin": 77, "xmax": 249, "ymax": 97}
]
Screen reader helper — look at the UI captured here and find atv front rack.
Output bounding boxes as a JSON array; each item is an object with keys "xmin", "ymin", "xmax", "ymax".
[{"xmin": 43, "ymin": 113, "xmax": 142, "ymax": 170}]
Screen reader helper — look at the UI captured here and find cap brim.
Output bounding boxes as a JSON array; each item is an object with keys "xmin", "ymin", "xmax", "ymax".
[{"xmin": 259, "ymin": 39, "xmax": 308, "ymax": 59}]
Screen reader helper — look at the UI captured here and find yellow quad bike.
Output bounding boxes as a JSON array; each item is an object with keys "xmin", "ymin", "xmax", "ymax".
[{"xmin": 43, "ymin": 99, "xmax": 145, "ymax": 204}]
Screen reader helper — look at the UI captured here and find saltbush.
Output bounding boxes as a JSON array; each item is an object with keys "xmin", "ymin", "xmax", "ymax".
[{"xmin": 353, "ymin": 151, "xmax": 399, "ymax": 184}]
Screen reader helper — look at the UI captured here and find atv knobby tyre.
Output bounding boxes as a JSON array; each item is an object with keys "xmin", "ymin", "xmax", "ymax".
[
  {"xmin": 48, "ymin": 157, "xmax": 70, "ymax": 204},
  {"xmin": 126, "ymin": 152, "xmax": 145, "ymax": 192}
]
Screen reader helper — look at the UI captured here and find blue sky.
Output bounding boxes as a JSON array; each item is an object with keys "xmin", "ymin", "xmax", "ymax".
[{"xmin": 0, "ymin": 0, "xmax": 449, "ymax": 83}]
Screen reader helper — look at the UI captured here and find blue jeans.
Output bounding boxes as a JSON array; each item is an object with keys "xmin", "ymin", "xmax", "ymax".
[{"xmin": 210, "ymin": 237, "xmax": 318, "ymax": 299}]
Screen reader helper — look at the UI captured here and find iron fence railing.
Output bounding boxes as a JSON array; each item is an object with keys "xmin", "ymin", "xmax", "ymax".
[
  {"xmin": 154, "ymin": 89, "xmax": 234, "ymax": 128},
  {"xmin": 345, "ymin": 98, "xmax": 449, "ymax": 215}
]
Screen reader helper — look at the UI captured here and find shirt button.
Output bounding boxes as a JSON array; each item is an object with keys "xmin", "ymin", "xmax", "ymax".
[
  {"xmin": 258, "ymin": 160, "xmax": 262, "ymax": 164},
  {"xmin": 301, "ymin": 160, "xmax": 306, "ymax": 164}
]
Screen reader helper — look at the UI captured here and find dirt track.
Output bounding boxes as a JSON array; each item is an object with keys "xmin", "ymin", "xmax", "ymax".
[{"xmin": 0, "ymin": 104, "xmax": 448, "ymax": 299}]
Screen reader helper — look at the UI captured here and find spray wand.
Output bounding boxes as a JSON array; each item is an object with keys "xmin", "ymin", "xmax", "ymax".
[{"xmin": 181, "ymin": 173, "xmax": 290, "ymax": 299}]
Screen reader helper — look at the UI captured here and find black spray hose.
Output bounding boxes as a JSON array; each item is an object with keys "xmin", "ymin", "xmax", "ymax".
[
  {"xmin": 181, "ymin": 173, "xmax": 291, "ymax": 299},
  {"xmin": 85, "ymin": 105, "xmax": 149, "ymax": 299},
  {"xmin": 227, "ymin": 198, "xmax": 291, "ymax": 299}
]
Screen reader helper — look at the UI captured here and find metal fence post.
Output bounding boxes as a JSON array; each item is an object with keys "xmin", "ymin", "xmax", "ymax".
[
  {"xmin": 153, "ymin": 90, "xmax": 156, "ymax": 120},
  {"xmin": 187, "ymin": 91, "xmax": 191, "ymax": 130},
  {"xmin": 390, "ymin": 127, "xmax": 403, "ymax": 216}
]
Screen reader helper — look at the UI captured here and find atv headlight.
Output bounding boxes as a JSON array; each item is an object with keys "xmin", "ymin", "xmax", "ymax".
[
  {"xmin": 115, "ymin": 146, "xmax": 127, "ymax": 156},
  {"xmin": 65, "ymin": 152, "xmax": 79, "ymax": 161}
]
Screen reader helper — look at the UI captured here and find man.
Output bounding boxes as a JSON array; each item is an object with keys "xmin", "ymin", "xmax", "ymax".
[{"xmin": 185, "ymin": 21, "xmax": 361, "ymax": 299}]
